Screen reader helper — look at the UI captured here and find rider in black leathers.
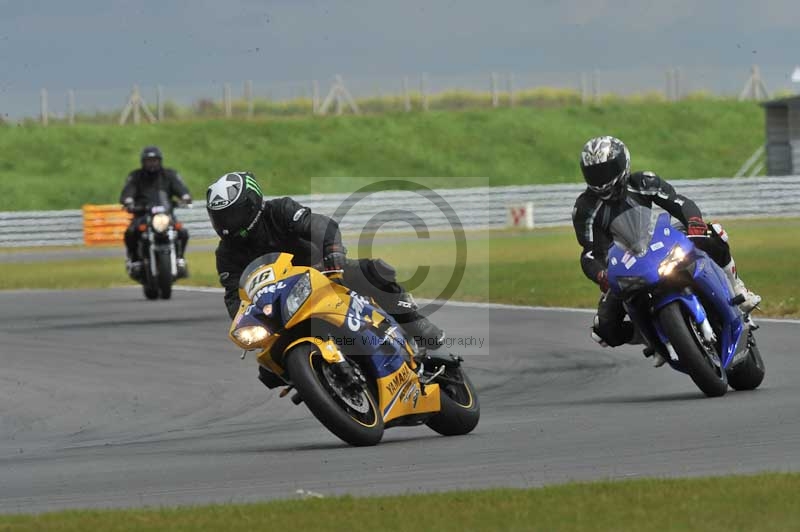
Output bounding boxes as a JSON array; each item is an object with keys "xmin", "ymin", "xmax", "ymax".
[
  {"xmin": 120, "ymin": 146, "xmax": 192, "ymax": 277},
  {"xmin": 206, "ymin": 171, "xmax": 446, "ymax": 358},
  {"xmin": 572, "ymin": 136, "xmax": 761, "ymax": 365}
]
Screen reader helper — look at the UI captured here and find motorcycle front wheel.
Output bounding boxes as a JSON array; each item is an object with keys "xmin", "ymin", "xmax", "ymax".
[
  {"xmin": 285, "ymin": 343, "xmax": 384, "ymax": 446},
  {"xmin": 659, "ymin": 301, "xmax": 727, "ymax": 397},
  {"xmin": 156, "ymin": 253, "xmax": 173, "ymax": 300}
]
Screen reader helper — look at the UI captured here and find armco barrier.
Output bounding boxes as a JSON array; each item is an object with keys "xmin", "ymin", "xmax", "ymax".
[
  {"xmin": 1, "ymin": 176, "xmax": 799, "ymax": 247},
  {"xmin": 82, "ymin": 204, "xmax": 132, "ymax": 246}
]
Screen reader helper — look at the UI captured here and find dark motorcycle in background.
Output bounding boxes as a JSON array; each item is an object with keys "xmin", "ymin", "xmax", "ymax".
[{"xmin": 128, "ymin": 192, "xmax": 188, "ymax": 300}]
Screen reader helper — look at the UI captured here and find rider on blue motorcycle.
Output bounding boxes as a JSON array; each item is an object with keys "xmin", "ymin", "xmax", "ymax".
[{"xmin": 571, "ymin": 136, "xmax": 761, "ymax": 364}]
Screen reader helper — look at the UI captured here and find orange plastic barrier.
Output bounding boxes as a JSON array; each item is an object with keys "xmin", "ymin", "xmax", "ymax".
[{"xmin": 82, "ymin": 204, "xmax": 133, "ymax": 246}]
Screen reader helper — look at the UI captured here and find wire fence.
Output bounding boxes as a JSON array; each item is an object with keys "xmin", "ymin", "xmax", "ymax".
[{"xmin": 2, "ymin": 64, "xmax": 797, "ymax": 125}]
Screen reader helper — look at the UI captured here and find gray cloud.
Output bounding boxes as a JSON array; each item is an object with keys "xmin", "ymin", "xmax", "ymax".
[{"xmin": 1, "ymin": 0, "xmax": 798, "ymax": 116}]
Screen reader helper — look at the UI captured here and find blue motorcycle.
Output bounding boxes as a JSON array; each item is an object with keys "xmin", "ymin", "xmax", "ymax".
[{"xmin": 606, "ymin": 206, "xmax": 765, "ymax": 397}]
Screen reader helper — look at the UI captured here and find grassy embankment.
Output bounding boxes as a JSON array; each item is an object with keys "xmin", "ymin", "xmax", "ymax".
[
  {"xmin": 1, "ymin": 473, "xmax": 798, "ymax": 531},
  {"xmin": 0, "ymin": 100, "xmax": 763, "ymax": 211},
  {"xmin": 1, "ymin": 218, "xmax": 797, "ymax": 317}
]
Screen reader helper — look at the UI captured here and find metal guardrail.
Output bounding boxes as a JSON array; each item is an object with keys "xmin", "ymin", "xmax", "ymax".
[{"xmin": 2, "ymin": 176, "xmax": 799, "ymax": 247}]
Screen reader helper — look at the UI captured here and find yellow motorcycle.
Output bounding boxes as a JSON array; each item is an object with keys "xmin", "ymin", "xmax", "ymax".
[{"xmin": 228, "ymin": 252, "xmax": 480, "ymax": 446}]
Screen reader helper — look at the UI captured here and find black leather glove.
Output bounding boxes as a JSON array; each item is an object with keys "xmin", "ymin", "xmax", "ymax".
[{"xmin": 323, "ymin": 251, "xmax": 346, "ymax": 274}]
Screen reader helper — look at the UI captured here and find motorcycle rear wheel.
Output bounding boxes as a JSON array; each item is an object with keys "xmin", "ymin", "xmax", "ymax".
[
  {"xmin": 727, "ymin": 332, "xmax": 765, "ymax": 391},
  {"xmin": 659, "ymin": 301, "xmax": 727, "ymax": 397},
  {"xmin": 286, "ymin": 343, "xmax": 384, "ymax": 446}
]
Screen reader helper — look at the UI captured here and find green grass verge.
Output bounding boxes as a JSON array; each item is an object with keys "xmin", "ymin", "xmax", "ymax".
[
  {"xmin": 1, "ymin": 473, "xmax": 798, "ymax": 531},
  {"xmin": 1, "ymin": 219, "xmax": 796, "ymax": 318},
  {"xmin": 0, "ymin": 100, "xmax": 764, "ymax": 211}
]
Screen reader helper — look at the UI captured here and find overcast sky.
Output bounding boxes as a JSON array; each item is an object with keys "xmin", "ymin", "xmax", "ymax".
[{"xmin": 1, "ymin": 1, "xmax": 799, "ymax": 117}]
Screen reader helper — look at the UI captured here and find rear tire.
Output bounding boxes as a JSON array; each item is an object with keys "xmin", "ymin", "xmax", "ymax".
[
  {"xmin": 157, "ymin": 254, "xmax": 172, "ymax": 300},
  {"xmin": 425, "ymin": 364, "xmax": 480, "ymax": 436},
  {"xmin": 659, "ymin": 301, "xmax": 727, "ymax": 397},
  {"xmin": 727, "ymin": 332, "xmax": 765, "ymax": 391},
  {"xmin": 285, "ymin": 344, "xmax": 384, "ymax": 446}
]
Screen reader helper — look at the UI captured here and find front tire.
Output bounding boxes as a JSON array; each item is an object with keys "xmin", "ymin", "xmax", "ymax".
[
  {"xmin": 157, "ymin": 254, "xmax": 173, "ymax": 300},
  {"xmin": 727, "ymin": 332, "xmax": 765, "ymax": 391},
  {"xmin": 285, "ymin": 344, "xmax": 384, "ymax": 446},
  {"xmin": 659, "ymin": 301, "xmax": 727, "ymax": 397},
  {"xmin": 425, "ymin": 364, "xmax": 480, "ymax": 436}
]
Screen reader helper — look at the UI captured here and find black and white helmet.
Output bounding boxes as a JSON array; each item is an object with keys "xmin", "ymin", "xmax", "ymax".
[
  {"xmin": 206, "ymin": 172, "xmax": 264, "ymax": 239},
  {"xmin": 579, "ymin": 136, "xmax": 631, "ymax": 200}
]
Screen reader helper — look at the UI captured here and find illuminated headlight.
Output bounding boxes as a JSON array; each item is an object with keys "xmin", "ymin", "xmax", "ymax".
[
  {"xmin": 233, "ymin": 325, "xmax": 270, "ymax": 346},
  {"xmin": 285, "ymin": 273, "xmax": 312, "ymax": 319},
  {"xmin": 657, "ymin": 245, "xmax": 687, "ymax": 277},
  {"xmin": 152, "ymin": 213, "xmax": 171, "ymax": 233}
]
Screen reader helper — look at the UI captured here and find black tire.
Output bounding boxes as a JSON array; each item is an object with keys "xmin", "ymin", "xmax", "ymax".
[
  {"xmin": 157, "ymin": 254, "xmax": 172, "ymax": 300},
  {"xmin": 142, "ymin": 262, "xmax": 159, "ymax": 300},
  {"xmin": 727, "ymin": 332, "xmax": 765, "ymax": 391},
  {"xmin": 425, "ymin": 365, "xmax": 480, "ymax": 436},
  {"xmin": 285, "ymin": 343, "xmax": 384, "ymax": 446},
  {"xmin": 659, "ymin": 301, "xmax": 727, "ymax": 397}
]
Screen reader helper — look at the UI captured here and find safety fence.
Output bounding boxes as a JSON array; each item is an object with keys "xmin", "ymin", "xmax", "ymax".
[{"xmin": 1, "ymin": 176, "xmax": 799, "ymax": 248}]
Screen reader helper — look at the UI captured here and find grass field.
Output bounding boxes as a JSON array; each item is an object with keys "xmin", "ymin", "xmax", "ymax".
[
  {"xmin": 1, "ymin": 218, "xmax": 797, "ymax": 317},
  {"xmin": 1, "ymin": 472, "xmax": 798, "ymax": 531},
  {"xmin": 0, "ymin": 100, "xmax": 764, "ymax": 211}
]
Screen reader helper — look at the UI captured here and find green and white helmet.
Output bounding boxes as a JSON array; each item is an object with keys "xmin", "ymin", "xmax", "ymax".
[{"xmin": 206, "ymin": 172, "xmax": 264, "ymax": 239}]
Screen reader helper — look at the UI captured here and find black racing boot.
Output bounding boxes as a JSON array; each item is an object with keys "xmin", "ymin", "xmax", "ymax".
[{"xmin": 389, "ymin": 294, "xmax": 446, "ymax": 350}]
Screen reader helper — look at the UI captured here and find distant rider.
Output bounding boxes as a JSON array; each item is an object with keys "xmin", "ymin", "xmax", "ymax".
[
  {"xmin": 120, "ymin": 146, "xmax": 192, "ymax": 278},
  {"xmin": 205, "ymin": 171, "xmax": 446, "ymax": 386},
  {"xmin": 571, "ymin": 136, "xmax": 761, "ymax": 365}
]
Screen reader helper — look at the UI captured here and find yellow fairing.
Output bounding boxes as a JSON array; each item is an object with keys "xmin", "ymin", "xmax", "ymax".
[
  {"xmin": 376, "ymin": 365, "xmax": 441, "ymax": 423},
  {"xmin": 230, "ymin": 252, "xmax": 440, "ymax": 423}
]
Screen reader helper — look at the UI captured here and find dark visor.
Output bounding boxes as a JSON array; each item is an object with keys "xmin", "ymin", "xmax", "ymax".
[{"xmin": 582, "ymin": 158, "xmax": 626, "ymax": 189}]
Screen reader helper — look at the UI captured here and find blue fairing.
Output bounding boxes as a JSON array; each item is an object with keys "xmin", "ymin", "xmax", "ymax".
[
  {"xmin": 607, "ymin": 212, "xmax": 745, "ymax": 370},
  {"xmin": 342, "ymin": 291, "xmax": 408, "ymax": 378}
]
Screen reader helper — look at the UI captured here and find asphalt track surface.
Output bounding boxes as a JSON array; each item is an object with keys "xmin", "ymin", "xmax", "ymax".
[{"xmin": 1, "ymin": 288, "xmax": 799, "ymax": 514}]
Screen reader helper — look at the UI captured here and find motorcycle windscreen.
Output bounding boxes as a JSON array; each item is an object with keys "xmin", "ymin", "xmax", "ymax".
[
  {"xmin": 239, "ymin": 252, "xmax": 284, "ymax": 289},
  {"xmin": 608, "ymin": 203, "xmax": 655, "ymax": 256}
]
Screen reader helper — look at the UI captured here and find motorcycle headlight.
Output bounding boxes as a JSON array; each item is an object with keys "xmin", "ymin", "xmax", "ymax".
[
  {"xmin": 285, "ymin": 272, "xmax": 312, "ymax": 320},
  {"xmin": 233, "ymin": 325, "xmax": 270, "ymax": 346},
  {"xmin": 658, "ymin": 245, "xmax": 687, "ymax": 277},
  {"xmin": 152, "ymin": 213, "xmax": 171, "ymax": 233}
]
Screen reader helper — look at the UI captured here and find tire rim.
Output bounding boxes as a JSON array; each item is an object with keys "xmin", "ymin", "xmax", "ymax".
[{"xmin": 687, "ymin": 317, "xmax": 723, "ymax": 375}]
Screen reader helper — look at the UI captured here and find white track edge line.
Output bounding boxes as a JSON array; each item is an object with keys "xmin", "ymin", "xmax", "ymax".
[{"xmin": 172, "ymin": 285, "xmax": 800, "ymax": 324}]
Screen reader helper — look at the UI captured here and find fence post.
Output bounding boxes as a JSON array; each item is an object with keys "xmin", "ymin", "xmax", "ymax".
[
  {"xmin": 223, "ymin": 83, "xmax": 232, "ymax": 118},
  {"xmin": 580, "ymin": 73, "xmax": 588, "ymax": 104},
  {"xmin": 420, "ymin": 73, "xmax": 429, "ymax": 111},
  {"xmin": 40, "ymin": 89, "xmax": 48, "ymax": 126},
  {"xmin": 67, "ymin": 89, "xmax": 75, "ymax": 125},
  {"xmin": 312, "ymin": 80, "xmax": 320, "ymax": 115},
  {"xmin": 591, "ymin": 70, "xmax": 598, "ymax": 102},
  {"xmin": 491, "ymin": 72, "xmax": 499, "ymax": 107},
  {"xmin": 673, "ymin": 68, "xmax": 681, "ymax": 101},
  {"xmin": 507, "ymin": 73, "xmax": 515, "ymax": 107},
  {"xmin": 132, "ymin": 85, "xmax": 141, "ymax": 124},
  {"xmin": 403, "ymin": 77, "xmax": 411, "ymax": 112},
  {"xmin": 665, "ymin": 69, "xmax": 673, "ymax": 101},
  {"xmin": 157, "ymin": 85, "xmax": 164, "ymax": 121},
  {"xmin": 244, "ymin": 80, "xmax": 254, "ymax": 119}
]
